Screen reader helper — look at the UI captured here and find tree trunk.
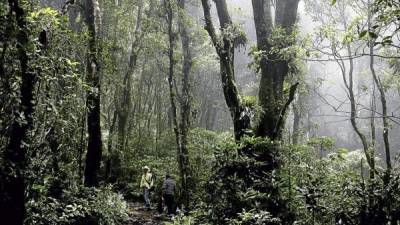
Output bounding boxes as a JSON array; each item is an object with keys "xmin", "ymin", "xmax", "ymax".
[
  {"xmin": 207, "ymin": 106, "xmax": 218, "ymax": 130},
  {"xmin": 369, "ymin": 32, "xmax": 391, "ymax": 180},
  {"xmin": 345, "ymin": 43, "xmax": 373, "ymax": 169},
  {"xmin": 2, "ymin": 1, "xmax": 35, "ymax": 224},
  {"xmin": 165, "ymin": 0, "xmax": 178, "ymax": 194},
  {"xmin": 116, "ymin": 0, "xmax": 143, "ymax": 154},
  {"xmin": 83, "ymin": 0, "xmax": 103, "ymax": 187},
  {"xmin": 292, "ymin": 103, "xmax": 301, "ymax": 145},
  {"xmin": 155, "ymin": 70, "xmax": 163, "ymax": 153},
  {"xmin": 201, "ymin": 0, "xmax": 252, "ymax": 140},
  {"xmin": 68, "ymin": 0, "xmax": 82, "ymax": 32},
  {"xmin": 177, "ymin": 0, "xmax": 193, "ymax": 211},
  {"xmin": 251, "ymin": 0, "xmax": 300, "ymax": 140},
  {"xmin": 105, "ymin": 109, "xmax": 117, "ymax": 181},
  {"xmin": 165, "ymin": 0, "xmax": 182, "ymax": 195},
  {"xmin": 113, "ymin": 38, "xmax": 141, "ymax": 181},
  {"xmin": 370, "ymin": 82, "xmax": 376, "ymax": 180}
]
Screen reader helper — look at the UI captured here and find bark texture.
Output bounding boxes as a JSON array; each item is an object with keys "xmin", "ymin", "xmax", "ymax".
[{"xmin": 83, "ymin": 0, "xmax": 103, "ymax": 187}]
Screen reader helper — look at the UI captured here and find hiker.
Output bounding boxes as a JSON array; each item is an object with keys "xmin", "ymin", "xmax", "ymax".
[
  {"xmin": 162, "ymin": 173, "xmax": 176, "ymax": 217},
  {"xmin": 140, "ymin": 166, "xmax": 154, "ymax": 210}
]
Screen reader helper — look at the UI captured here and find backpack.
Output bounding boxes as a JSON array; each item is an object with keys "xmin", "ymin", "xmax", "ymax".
[{"xmin": 147, "ymin": 173, "xmax": 155, "ymax": 192}]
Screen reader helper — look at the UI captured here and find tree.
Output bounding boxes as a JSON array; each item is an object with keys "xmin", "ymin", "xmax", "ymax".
[
  {"xmin": 314, "ymin": 0, "xmax": 375, "ymax": 172},
  {"xmin": 83, "ymin": 0, "xmax": 103, "ymax": 187},
  {"xmin": 367, "ymin": 2, "xmax": 391, "ymax": 179},
  {"xmin": 372, "ymin": 0, "xmax": 400, "ymax": 44},
  {"xmin": 251, "ymin": 0, "xmax": 300, "ymax": 140},
  {"xmin": 201, "ymin": 0, "xmax": 252, "ymax": 140},
  {"xmin": 164, "ymin": 0, "xmax": 193, "ymax": 211},
  {"xmin": 107, "ymin": 0, "xmax": 144, "ymax": 182},
  {"xmin": 1, "ymin": 1, "xmax": 35, "ymax": 224},
  {"xmin": 177, "ymin": 0, "xmax": 193, "ymax": 211}
]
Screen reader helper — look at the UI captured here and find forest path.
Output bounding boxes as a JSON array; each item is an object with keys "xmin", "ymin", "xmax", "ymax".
[{"xmin": 126, "ymin": 202, "xmax": 168, "ymax": 225}]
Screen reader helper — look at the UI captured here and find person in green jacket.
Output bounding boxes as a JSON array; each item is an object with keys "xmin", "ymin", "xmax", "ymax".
[{"xmin": 140, "ymin": 166, "xmax": 154, "ymax": 210}]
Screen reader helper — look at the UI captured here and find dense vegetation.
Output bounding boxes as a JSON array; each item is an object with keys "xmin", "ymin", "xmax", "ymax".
[{"xmin": 1, "ymin": 0, "xmax": 400, "ymax": 224}]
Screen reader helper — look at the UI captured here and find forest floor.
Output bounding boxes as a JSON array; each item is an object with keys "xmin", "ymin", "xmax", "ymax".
[{"xmin": 126, "ymin": 202, "xmax": 169, "ymax": 225}]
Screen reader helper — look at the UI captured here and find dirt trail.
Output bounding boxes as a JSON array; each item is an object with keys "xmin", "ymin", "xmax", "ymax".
[{"xmin": 126, "ymin": 202, "xmax": 168, "ymax": 225}]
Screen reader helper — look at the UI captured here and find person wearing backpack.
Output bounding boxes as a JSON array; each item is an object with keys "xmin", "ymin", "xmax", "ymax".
[
  {"xmin": 162, "ymin": 173, "xmax": 176, "ymax": 218},
  {"xmin": 140, "ymin": 166, "xmax": 154, "ymax": 210}
]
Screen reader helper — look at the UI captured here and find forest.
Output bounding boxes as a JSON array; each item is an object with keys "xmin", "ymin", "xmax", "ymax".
[{"xmin": 1, "ymin": 0, "xmax": 400, "ymax": 224}]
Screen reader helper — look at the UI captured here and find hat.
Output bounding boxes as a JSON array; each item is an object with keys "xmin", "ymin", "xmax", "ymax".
[{"xmin": 143, "ymin": 166, "xmax": 149, "ymax": 170}]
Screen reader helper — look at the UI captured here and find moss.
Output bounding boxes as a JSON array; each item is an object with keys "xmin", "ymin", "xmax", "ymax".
[{"xmin": 242, "ymin": 95, "xmax": 257, "ymax": 108}]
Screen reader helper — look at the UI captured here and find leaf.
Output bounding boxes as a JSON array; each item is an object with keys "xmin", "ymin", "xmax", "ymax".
[
  {"xmin": 359, "ymin": 30, "xmax": 368, "ymax": 38},
  {"xmin": 369, "ymin": 31, "xmax": 378, "ymax": 39},
  {"xmin": 331, "ymin": 0, "xmax": 337, "ymax": 5}
]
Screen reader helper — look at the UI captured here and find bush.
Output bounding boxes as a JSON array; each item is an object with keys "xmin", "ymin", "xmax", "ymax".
[
  {"xmin": 26, "ymin": 186, "xmax": 129, "ymax": 225},
  {"xmin": 196, "ymin": 136, "xmax": 293, "ymax": 225},
  {"xmin": 280, "ymin": 140, "xmax": 400, "ymax": 225}
]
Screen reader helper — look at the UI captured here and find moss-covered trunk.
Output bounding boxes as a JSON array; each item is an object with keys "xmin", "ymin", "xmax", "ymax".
[{"xmin": 251, "ymin": 0, "xmax": 300, "ymax": 140}]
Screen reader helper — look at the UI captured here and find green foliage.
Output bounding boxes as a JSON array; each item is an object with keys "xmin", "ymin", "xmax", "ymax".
[
  {"xmin": 281, "ymin": 143, "xmax": 363, "ymax": 224},
  {"xmin": 2, "ymin": 1, "xmax": 400, "ymax": 225},
  {"xmin": 26, "ymin": 186, "xmax": 129, "ymax": 225},
  {"xmin": 114, "ymin": 128, "xmax": 219, "ymax": 205},
  {"xmin": 188, "ymin": 128, "xmax": 218, "ymax": 200},
  {"xmin": 307, "ymin": 136, "xmax": 335, "ymax": 151},
  {"xmin": 373, "ymin": 0, "xmax": 400, "ymax": 45},
  {"xmin": 194, "ymin": 136, "xmax": 293, "ymax": 225},
  {"xmin": 165, "ymin": 214, "xmax": 196, "ymax": 225},
  {"xmin": 242, "ymin": 96, "xmax": 257, "ymax": 108},
  {"xmin": 231, "ymin": 209, "xmax": 281, "ymax": 225},
  {"xmin": 248, "ymin": 25, "xmax": 309, "ymax": 78},
  {"xmin": 279, "ymin": 139, "xmax": 400, "ymax": 224},
  {"xmin": 219, "ymin": 23, "xmax": 247, "ymax": 48}
]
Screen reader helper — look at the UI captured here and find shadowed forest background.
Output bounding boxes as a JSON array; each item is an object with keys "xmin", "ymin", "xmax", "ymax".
[{"xmin": 1, "ymin": 0, "xmax": 400, "ymax": 224}]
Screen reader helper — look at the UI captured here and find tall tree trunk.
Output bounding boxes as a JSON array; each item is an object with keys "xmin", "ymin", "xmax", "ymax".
[
  {"xmin": 113, "ymin": 22, "xmax": 141, "ymax": 180},
  {"xmin": 366, "ymin": 5, "xmax": 376, "ymax": 182},
  {"xmin": 201, "ymin": 0, "xmax": 252, "ymax": 140},
  {"xmin": 345, "ymin": 43, "xmax": 374, "ymax": 169},
  {"xmin": 292, "ymin": 103, "xmax": 301, "ymax": 145},
  {"xmin": 68, "ymin": 0, "xmax": 82, "ymax": 32},
  {"xmin": 251, "ymin": 0, "xmax": 300, "ymax": 140},
  {"xmin": 177, "ymin": 0, "xmax": 193, "ymax": 211},
  {"xmin": 370, "ymin": 82, "xmax": 376, "ymax": 180},
  {"xmin": 116, "ymin": 0, "xmax": 143, "ymax": 154},
  {"xmin": 105, "ymin": 109, "xmax": 117, "ymax": 181},
  {"xmin": 165, "ymin": 0, "xmax": 175, "ymax": 164},
  {"xmin": 2, "ymin": 1, "xmax": 34, "ymax": 224},
  {"xmin": 369, "ymin": 36, "xmax": 391, "ymax": 180},
  {"xmin": 83, "ymin": 0, "xmax": 103, "ymax": 187},
  {"xmin": 164, "ymin": 2, "xmax": 181, "ymax": 205},
  {"xmin": 155, "ymin": 70, "xmax": 163, "ymax": 153}
]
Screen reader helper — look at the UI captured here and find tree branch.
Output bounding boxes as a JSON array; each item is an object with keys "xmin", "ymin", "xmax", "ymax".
[
  {"xmin": 201, "ymin": 0, "xmax": 219, "ymax": 48},
  {"xmin": 273, "ymin": 82, "xmax": 299, "ymax": 139}
]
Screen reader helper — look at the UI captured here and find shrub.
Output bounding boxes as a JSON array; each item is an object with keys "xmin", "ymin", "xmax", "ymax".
[
  {"xmin": 26, "ymin": 186, "xmax": 129, "ymax": 225},
  {"xmin": 197, "ymin": 136, "xmax": 293, "ymax": 225}
]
